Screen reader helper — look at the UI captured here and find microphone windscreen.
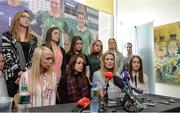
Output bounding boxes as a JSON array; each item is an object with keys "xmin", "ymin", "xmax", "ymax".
[
  {"xmin": 77, "ymin": 97, "xmax": 90, "ymax": 109},
  {"xmin": 113, "ymin": 75, "xmax": 125, "ymax": 89},
  {"xmin": 122, "ymin": 71, "xmax": 129, "ymax": 80},
  {"xmin": 104, "ymin": 72, "xmax": 113, "ymax": 80}
]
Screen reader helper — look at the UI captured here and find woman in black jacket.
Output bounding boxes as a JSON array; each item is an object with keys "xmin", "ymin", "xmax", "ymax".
[
  {"xmin": 57, "ymin": 54, "xmax": 90, "ymax": 104},
  {"xmin": 2, "ymin": 11, "xmax": 37, "ymax": 97}
]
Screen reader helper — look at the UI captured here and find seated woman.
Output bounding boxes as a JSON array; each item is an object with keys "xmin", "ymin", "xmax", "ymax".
[
  {"xmin": 93, "ymin": 51, "xmax": 121, "ymax": 102},
  {"xmin": 128, "ymin": 55, "xmax": 148, "ymax": 94},
  {"xmin": 19, "ymin": 46, "xmax": 57, "ymax": 107},
  {"xmin": 57, "ymin": 54, "xmax": 90, "ymax": 104}
]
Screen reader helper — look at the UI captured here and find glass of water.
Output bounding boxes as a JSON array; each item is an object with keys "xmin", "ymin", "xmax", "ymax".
[{"xmin": 0, "ymin": 97, "xmax": 13, "ymax": 112}]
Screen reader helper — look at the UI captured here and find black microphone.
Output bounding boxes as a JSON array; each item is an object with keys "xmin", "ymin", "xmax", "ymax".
[
  {"xmin": 113, "ymin": 75, "xmax": 133, "ymax": 100},
  {"xmin": 122, "ymin": 71, "xmax": 133, "ymax": 95},
  {"xmin": 122, "ymin": 71, "xmax": 143, "ymax": 94},
  {"xmin": 113, "ymin": 75, "xmax": 143, "ymax": 112},
  {"xmin": 104, "ymin": 72, "xmax": 113, "ymax": 104}
]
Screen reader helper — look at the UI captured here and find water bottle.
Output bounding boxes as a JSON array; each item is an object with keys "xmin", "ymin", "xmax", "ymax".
[
  {"xmin": 18, "ymin": 85, "xmax": 30, "ymax": 112},
  {"xmin": 90, "ymin": 83, "xmax": 99, "ymax": 113}
]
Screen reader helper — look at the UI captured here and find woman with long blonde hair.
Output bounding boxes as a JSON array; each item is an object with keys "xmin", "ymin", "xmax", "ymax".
[
  {"xmin": 19, "ymin": 46, "xmax": 57, "ymax": 107},
  {"xmin": 93, "ymin": 51, "xmax": 121, "ymax": 101},
  {"xmin": 2, "ymin": 11, "xmax": 37, "ymax": 97},
  {"xmin": 108, "ymin": 38, "xmax": 124, "ymax": 74},
  {"xmin": 88, "ymin": 40, "xmax": 103, "ymax": 82}
]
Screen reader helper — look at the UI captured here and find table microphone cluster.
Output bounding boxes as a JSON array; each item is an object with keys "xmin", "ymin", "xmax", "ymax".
[
  {"xmin": 113, "ymin": 74, "xmax": 143, "ymax": 112},
  {"xmin": 103, "ymin": 71, "xmax": 144, "ymax": 112},
  {"xmin": 72, "ymin": 71, "xmax": 172, "ymax": 112}
]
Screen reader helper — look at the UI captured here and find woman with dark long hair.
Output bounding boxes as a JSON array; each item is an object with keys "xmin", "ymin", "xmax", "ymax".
[
  {"xmin": 128, "ymin": 55, "xmax": 148, "ymax": 94},
  {"xmin": 66, "ymin": 35, "xmax": 90, "ymax": 81},
  {"xmin": 44, "ymin": 27, "xmax": 66, "ymax": 82},
  {"xmin": 57, "ymin": 54, "xmax": 90, "ymax": 103}
]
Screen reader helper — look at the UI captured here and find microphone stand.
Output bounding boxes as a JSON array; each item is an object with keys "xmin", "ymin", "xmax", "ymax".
[
  {"xmin": 104, "ymin": 79, "xmax": 110, "ymax": 106},
  {"xmin": 122, "ymin": 81, "xmax": 143, "ymax": 112},
  {"xmin": 104, "ymin": 83, "xmax": 109, "ymax": 103}
]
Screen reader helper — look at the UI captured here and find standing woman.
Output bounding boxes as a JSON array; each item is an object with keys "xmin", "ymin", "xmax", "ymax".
[
  {"xmin": 19, "ymin": 46, "xmax": 57, "ymax": 107},
  {"xmin": 66, "ymin": 35, "xmax": 90, "ymax": 80},
  {"xmin": 108, "ymin": 38, "xmax": 124, "ymax": 74},
  {"xmin": 128, "ymin": 55, "xmax": 148, "ymax": 94},
  {"xmin": 2, "ymin": 11, "xmax": 37, "ymax": 97},
  {"xmin": 57, "ymin": 54, "xmax": 90, "ymax": 103},
  {"xmin": 44, "ymin": 27, "xmax": 66, "ymax": 82},
  {"xmin": 93, "ymin": 51, "xmax": 121, "ymax": 101},
  {"xmin": 87, "ymin": 40, "xmax": 103, "ymax": 82},
  {"xmin": 123, "ymin": 42, "xmax": 133, "ymax": 71}
]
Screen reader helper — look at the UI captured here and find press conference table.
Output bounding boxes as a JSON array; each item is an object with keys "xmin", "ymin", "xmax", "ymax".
[
  {"xmin": 29, "ymin": 94, "xmax": 180, "ymax": 112},
  {"xmin": 140, "ymin": 94, "xmax": 180, "ymax": 112}
]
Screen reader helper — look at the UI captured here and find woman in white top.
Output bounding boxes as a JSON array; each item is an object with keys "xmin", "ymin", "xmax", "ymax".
[
  {"xmin": 128, "ymin": 55, "xmax": 148, "ymax": 94},
  {"xmin": 0, "ymin": 54, "xmax": 8, "ymax": 97},
  {"xmin": 19, "ymin": 46, "xmax": 57, "ymax": 107},
  {"xmin": 93, "ymin": 51, "xmax": 121, "ymax": 102}
]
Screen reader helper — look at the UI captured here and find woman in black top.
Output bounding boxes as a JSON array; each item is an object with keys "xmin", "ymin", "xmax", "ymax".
[
  {"xmin": 2, "ymin": 11, "xmax": 37, "ymax": 97},
  {"xmin": 87, "ymin": 40, "xmax": 103, "ymax": 82},
  {"xmin": 57, "ymin": 54, "xmax": 90, "ymax": 103}
]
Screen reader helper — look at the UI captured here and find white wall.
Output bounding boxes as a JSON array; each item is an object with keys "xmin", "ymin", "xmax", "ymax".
[
  {"xmin": 117, "ymin": 0, "xmax": 180, "ymax": 51},
  {"xmin": 116, "ymin": 0, "xmax": 180, "ymax": 96},
  {"xmin": 117, "ymin": 0, "xmax": 180, "ymax": 27},
  {"xmin": 99, "ymin": 12, "xmax": 114, "ymax": 52}
]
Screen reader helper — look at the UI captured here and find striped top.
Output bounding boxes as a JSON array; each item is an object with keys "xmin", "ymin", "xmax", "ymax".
[{"xmin": 19, "ymin": 70, "xmax": 57, "ymax": 107}]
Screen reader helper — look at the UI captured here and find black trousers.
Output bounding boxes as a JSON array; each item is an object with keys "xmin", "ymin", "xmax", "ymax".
[{"xmin": 6, "ymin": 77, "xmax": 19, "ymax": 97}]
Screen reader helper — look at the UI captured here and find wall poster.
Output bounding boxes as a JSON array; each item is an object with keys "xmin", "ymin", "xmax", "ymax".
[{"xmin": 0, "ymin": 0, "xmax": 99, "ymax": 54}]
